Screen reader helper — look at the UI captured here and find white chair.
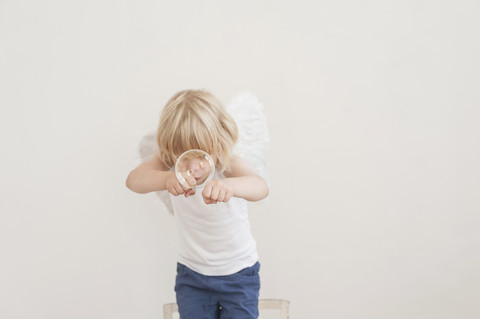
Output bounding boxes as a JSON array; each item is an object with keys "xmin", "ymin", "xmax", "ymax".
[{"xmin": 163, "ymin": 299, "xmax": 289, "ymax": 319}]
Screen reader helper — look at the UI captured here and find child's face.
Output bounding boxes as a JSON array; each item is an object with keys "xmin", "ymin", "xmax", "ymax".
[
  {"xmin": 176, "ymin": 150, "xmax": 215, "ymax": 187},
  {"xmin": 184, "ymin": 157, "xmax": 210, "ymax": 182}
]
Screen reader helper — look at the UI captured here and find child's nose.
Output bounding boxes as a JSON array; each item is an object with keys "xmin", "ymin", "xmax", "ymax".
[{"xmin": 189, "ymin": 162, "xmax": 200, "ymax": 171}]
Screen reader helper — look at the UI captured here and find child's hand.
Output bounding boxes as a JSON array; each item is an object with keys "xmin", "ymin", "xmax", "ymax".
[
  {"xmin": 202, "ymin": 179, "xmax": 234, "ymax": 205},
  {"xmin": 166, "ymin": 173, "xmax": 196, "ymax": 198}
]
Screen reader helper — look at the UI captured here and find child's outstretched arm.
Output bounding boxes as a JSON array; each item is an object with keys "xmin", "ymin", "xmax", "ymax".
[
  {"xmin": 126, "ymin": 154, "xmax": 194, "ymax": 197},
  {"xmin": 202, "ymin": 156, "xmax": 269, "ymax": 204}
]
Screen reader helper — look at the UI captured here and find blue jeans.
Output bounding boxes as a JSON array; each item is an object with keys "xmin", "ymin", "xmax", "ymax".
[{"xmin": 175, "ymin": 262, "xmax": 261, "ymax": 319}]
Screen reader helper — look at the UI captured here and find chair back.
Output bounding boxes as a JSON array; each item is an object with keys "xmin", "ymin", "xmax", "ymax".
[{"xmin": 163, "ymin": 299, "xmax": 289, "ymax": 319}]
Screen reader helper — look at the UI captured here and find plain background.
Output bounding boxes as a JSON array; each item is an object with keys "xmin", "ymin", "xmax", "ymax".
[{"xmin": 1, "ymin": 1, "xmax": 479, "ymax": 318}]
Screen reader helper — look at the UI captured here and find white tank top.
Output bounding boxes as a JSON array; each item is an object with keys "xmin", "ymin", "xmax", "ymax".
[{"xmin": 169, "ymin": 175, "xmax": 258, "ymax": 276}]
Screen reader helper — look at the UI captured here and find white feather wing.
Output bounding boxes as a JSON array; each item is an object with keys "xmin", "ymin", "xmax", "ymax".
[
  {"xmin": 226, "ymin": 92, "xmax": 269, "ymax": 183},
  {"xmin": 138, "ymin": 132, "xmax": 174, "ymax": 215}
]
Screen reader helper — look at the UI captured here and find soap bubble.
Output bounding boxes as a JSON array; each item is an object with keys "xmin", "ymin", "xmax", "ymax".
[{"xmin": 175, "ymin": 149, "xmax": 215, "ymax": 188}]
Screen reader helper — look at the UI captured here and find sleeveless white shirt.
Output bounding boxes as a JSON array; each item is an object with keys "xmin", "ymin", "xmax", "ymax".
[{"xmin": 169, "ymin": 175, "xmax": 258, "ymax": 276}]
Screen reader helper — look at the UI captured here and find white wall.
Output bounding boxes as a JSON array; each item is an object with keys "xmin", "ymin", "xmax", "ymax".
[{"xmin": 1, "ymin": 1, "xmax": 479, "ymax": 318}]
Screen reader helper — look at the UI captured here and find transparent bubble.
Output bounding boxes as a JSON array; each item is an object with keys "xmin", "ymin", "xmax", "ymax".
[{"xmin": 175, "ymin": 149, "xmax": 215, "ymax": 188}]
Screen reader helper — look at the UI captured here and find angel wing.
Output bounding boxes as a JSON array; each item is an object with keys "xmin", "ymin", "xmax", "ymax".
[
  {"xmin": 138, "ymin": 132, "xmax": 174, "ymax": 215},
  {"xmin": 226, "ymin": 91, "xmax": 269, "ymax": 184}
]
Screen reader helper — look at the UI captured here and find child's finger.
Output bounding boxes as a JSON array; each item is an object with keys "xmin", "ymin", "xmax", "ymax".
[
  {"xmin": 178, "ymin": 180, "xmax": 193, "ymax": 192},
  {"xmin": 167, "ymin": 186, "xmax": 178, "ymax": 196},
  {"xmin": 184, "ymin": 174, "xmax": 197, "ymax": 188},
  {"xmin": 205, "ymin": 198, "xmax": 217, "ymax": 205},
  {"xmin": 185, "ymin": 188, "xmax": 196, "ymax": 198},
  {"xmin": 202, "ymin": 183, "xmax": 212, "ymax": 200},
  {"xmin": 175, "ymin": 183, "xmax": 187, "ymax": 195},
  {"xmin": 203, "ymin": 193, "xmax": 217, "ymax": 205},
  {"xmin": 224, "ymin": 193, "xmax": 232, "ymax": 202},
  {"xmin": 210, "ymin": 186, "xmax": 220, "ymax": 201},
  {"xmin": 217, "ymin": 189, "xmax": 226, "ymax": 202}
]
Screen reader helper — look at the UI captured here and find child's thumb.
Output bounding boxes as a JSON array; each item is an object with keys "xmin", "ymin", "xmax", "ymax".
[{"xmin": 185, "ymin": 174, "xmax": 197, "ymax": 187}]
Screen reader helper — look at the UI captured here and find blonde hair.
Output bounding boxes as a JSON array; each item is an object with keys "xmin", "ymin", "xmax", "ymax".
[{"xmin": 156, "ymin": 89, "xmax": 238, "ymax": 173}]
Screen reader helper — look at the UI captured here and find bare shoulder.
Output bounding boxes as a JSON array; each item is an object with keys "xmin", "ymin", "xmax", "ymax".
[{"xmin": 224, "ymin": 156, "xmax": 259, "ymax": 178}]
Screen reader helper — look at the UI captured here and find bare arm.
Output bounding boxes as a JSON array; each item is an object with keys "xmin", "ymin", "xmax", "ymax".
[
  {"xmin": 125, "ymin": 154, "xmax": 173, "ymax": 194},
  {"xmin": 126, "ymin": 152, "xmax": 201, "ymax": 199},
  {"xmin": 225, "ymin": 156, "xmax": 269, "ymax": 201}
]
